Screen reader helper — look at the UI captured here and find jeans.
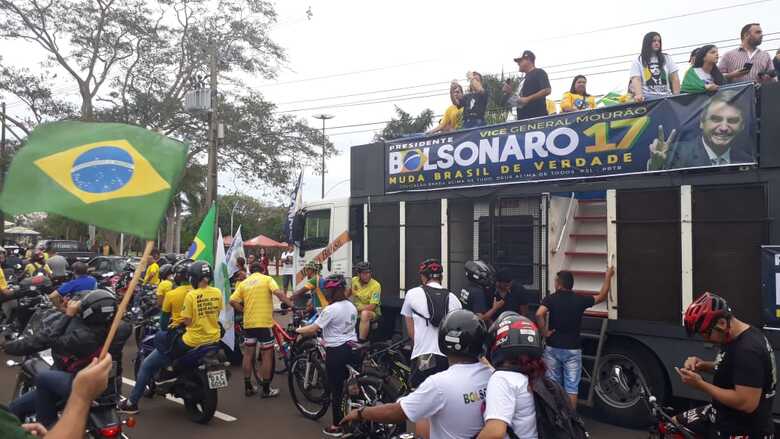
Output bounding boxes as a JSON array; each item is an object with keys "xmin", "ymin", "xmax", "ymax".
[
  {"xmin": 9, "ymin": 370, "xmax": 74, "ymax": 428},
  {"xmin": 543, "ymin": 346, "xmax": 582, "ymax": 395},
  {"xmin": 462, "ymin": 118, "xmax": 485, "ymax": 129},
  {"xmin": 129, "ymin": 349, "xmax": 169, "ymax": 405}
]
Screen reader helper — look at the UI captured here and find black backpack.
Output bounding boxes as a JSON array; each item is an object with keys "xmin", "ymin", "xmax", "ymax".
[
  {"xmin": 506, "ymin": 376, "xmax": 589, "ymax": 439},
  {"xmin": 412, "ymin": 285, "xmax": 451, "ymax": 327}
]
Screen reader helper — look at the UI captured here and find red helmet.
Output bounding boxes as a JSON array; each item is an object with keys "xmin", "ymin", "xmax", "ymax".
[
  {"xmin": 418, "ymin": 258, "xmax": 443, "ymax": 277},
  {"xmin": 683, "ymin": 292, "xmax": 732, "ymax": 337}
]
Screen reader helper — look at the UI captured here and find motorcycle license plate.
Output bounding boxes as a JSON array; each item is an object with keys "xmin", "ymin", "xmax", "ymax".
[{"xmin": 207, "ymin": 370, "xmax": 228, "ymax": 389}]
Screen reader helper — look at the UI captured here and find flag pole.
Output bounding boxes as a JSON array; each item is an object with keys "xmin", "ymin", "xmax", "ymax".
[{"xmin": 99, "ymin": 240, "xmax": 155, "ymax": 358}]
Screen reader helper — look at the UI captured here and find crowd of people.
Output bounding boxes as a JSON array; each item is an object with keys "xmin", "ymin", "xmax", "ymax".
[{"xmin": 427, "ymin": 23, "xmax": 779, "ymax": 135}]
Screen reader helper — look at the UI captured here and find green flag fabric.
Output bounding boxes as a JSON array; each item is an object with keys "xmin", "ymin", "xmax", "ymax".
[
  {"xmin": 0, "ymin": 121, "xmax": 188, "ymax": 240},
  {"xmin": 186, "ymin": 203, "xmax": 216, "ymax": 266}
]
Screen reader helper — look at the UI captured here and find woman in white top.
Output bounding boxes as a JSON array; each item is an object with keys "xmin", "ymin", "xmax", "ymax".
[
  {"xmin": 296, "ymin": 274, "xmax": 357, "ymax": 437},
  {"xmin": 630, "ymin": 31, "xmax": 680, "ymax": 102}
]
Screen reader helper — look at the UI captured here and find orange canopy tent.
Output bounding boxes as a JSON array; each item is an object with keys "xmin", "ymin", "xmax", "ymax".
[{"xmin": 244, "ymin": 234, "xmax": 288, "ymax": 248}]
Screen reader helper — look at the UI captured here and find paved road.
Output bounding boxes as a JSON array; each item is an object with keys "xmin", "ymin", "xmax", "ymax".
[{"xmin": 0, "ymin": 348, "xmax": 648, "ymax": 438}]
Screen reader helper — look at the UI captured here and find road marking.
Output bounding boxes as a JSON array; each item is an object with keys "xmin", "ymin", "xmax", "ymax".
[{"xmin": 121, "ymin": 377, "xmax": 238, "ymax": 422}]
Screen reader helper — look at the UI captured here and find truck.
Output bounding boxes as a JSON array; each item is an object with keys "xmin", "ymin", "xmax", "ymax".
[
  {"xmin": 37, "ymin": 239, "xmax": 96, "ymax": 265},
  {"xmin": 289, "ymin": 82, "xmax": 780, "ymax": 428}
]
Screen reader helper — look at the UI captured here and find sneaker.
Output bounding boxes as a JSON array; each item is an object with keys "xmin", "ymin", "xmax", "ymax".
[
  {"xmin": 117, "ymin": 400, "xmax": 139, "ymax": 414},
  {"xmin": 322, "ymin": 426, "xmax": 343, "ymax": 438},
  {"xmin": 245, "ymin": 384, "xmax": 258, "ymax": 397},
  {"xmin": 260, "ymin": 387, "xmax": 280, "ymax": 398}
]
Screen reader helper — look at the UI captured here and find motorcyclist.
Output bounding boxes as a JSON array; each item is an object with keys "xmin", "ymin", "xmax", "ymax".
[
  {"xmin": 24, "ymin": 250, "xmax": 51, "ymax": 279},
  {"xmin": 119, "ymin": 261, "xmax": 194, "ymax": 414},
  {"xmin": 676, "ymin": 292, "xmax": 777, "ymax": 438},
  {"xmin": 5, "ymin": 289, "xmax": 131, "ymax": 428},
  {"xmin": 142, "ymin": 249, "xmax": 161, "ymax": 286},
  {"xmin": 460, "ymin": 260, "xmax": 497, "ymax": 321},
  {"xmin": 48, "ymin": 262, "xmax": 97, "ymax": 309},
  {"xmin": 155, "ymin": 263, "xmax": 175, "ymax": 307}
]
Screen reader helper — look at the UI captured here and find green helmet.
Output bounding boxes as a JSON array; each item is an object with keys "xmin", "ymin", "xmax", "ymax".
[{"xmin": 304, "ymin": 260, "xmax": 322, "ymax": 272}]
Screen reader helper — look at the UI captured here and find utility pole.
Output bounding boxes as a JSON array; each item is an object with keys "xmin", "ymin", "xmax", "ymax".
[
  {"xmin": 0, "ymin": 102, "xmax": 6, "ymax": 244},
  {"xmin": 206, "ymin": 44, "xmax": 218, "ymax": 208},
  {"xmin": 312, "ymin": 114, "xmax": 334, "ymax": 199}
]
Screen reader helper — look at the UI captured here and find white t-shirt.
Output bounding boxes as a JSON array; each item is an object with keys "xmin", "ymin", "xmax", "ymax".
[
  {"xmin": 629, "ymin": 54, "xmax": 679, "ymax": 98},
  {"xmin": 399, "ymin": 362, "xmax": 492, "ymax": 439},
  {"xmin": 314, "ymin": 300, "xmax": 357, "ymax": 347},
  {"xmin": 401, "ymin": 281, "xmax": 462, "ymax": 359},
  {"xmin": 280, "ymin": 251, "xmax": 295, "ymax": 276},
  {"xmin": 483, "ymin": 371, "xmax": 538, "ymax": 439}
]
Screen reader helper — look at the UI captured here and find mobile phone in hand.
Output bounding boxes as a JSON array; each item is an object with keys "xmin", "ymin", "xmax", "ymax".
[{"xmin": 742, "ymin": 62, "xmax": 753, "ymax": 72}]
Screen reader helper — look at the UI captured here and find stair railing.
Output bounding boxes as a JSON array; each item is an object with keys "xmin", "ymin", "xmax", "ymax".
[{"xmin": 554, "ymin": 193, "xmax": 576, "ymax": 253}]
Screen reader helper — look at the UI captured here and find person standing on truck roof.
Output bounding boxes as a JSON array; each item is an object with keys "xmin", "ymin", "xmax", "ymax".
[
  {"xmin": 401, "ymin": 258, "xmax": 462, "ymax": 389},
  {"xmin": 536, "ymin": 265, "xmax": 615, "ymax": 410},
  {"xmin": 503, "ymin": 50, "xmax": 552, "ymax": 121},
  {"xmin": 676, "ymin": 292, "xmax": 777, "ymax": 438}
]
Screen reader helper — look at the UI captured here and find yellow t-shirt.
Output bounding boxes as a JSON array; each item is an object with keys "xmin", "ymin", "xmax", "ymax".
[
  {"xmin": 229, "ymin": 272, "xmax": 279, "ymax": 329},
  {"xmin": 156, "ymin": 279, "xmax": 174, "ymax": 301},
  {"xmin": 162, "ymin": 284, "xmax": 192, "ymax": 328},
  {"xmin": 181, "ymin": 286, "xmax": 224, "ymax": 347},
  {"xmin": 25, "ymin": 263, "xmax": 51, "ymax": 277},
  {"xmin": 560, "ymin": 92, "xmax": 596, "ymax": 112},
  {"xmin": 546, "ymin": 99, "xmax": 558, "ymax": 115},
  {"xmin": 441, "ymin": 105, "xmax": 463, "ymax": 131},
  {"xmin": 144, "ymin": 262, "xmax": 160, "ymax": 286},
  {"xmin": 351, "ymin": 277, "xmax": 381, "ymax": 316},
  {"xmin": 0, "ymin": 268, "xmax": 7, "ymax": 290}
]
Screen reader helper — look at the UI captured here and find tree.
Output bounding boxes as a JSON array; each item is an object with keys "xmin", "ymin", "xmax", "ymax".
[
  {"xmin": 215, "ymin": 193, "xmax": 284, "ymax": 241},
  {"xmin": 481, "ymin": 73, "xmax": 520, "ymax": 125},
  {"xmin": 0, "ymin": 0, "xmax": 334, "ymax": 250},
  {"xmin": 375, "ymin": 106, "xmax": 434, "ymax": 141}
]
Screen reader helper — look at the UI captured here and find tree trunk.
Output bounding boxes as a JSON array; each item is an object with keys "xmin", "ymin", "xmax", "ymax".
[
  {"xmin": 79, "ymin": 83, "xmax": 94, "ymax": 122},
  {"xmin": 175, "ymin": 209, "xmax": 182, "ymax": 253},
  {"xmin": 164, "ymin": 206, "xmax": 176, "ymax": 252}
]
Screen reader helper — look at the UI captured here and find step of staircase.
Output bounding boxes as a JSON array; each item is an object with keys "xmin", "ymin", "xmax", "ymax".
[{"xmin": 565, "ymin": 251, "xmax": 607, "ymax": 257}]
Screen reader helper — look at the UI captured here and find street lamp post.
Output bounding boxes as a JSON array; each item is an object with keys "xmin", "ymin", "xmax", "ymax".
[{"xmin": 312, "ymin": 114, "xmax": 334, "ymax": 199}]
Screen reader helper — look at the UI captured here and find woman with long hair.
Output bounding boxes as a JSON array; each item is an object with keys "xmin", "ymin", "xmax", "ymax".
[
  {"xmin": 629, "ymin": 31, "xmax": 680, "ymax": 102},
  {"xmin": 681, "ymin": 45, "xmax": 725, "ymax": 93},
  {"xmin": 428, "ymin": 81, "xmax": 464, "ymax": 134},
  {"xmin": 560, "ymin": 75, "xmax": 596, "ymax": 112}
]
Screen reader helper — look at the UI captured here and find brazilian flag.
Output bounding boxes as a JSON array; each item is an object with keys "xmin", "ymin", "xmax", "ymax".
[
  {"xmin": 186, "ymin": 203, "xmax": 215, "ymax": 266},
  {"xmin": 0, "ymin": 121, "xmax": 188, "ymax": 240}
]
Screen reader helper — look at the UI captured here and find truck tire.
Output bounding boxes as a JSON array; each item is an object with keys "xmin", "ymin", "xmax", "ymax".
[{"xmin": 593, "ymin": 340, "xmax": 668, "ymax": 428}]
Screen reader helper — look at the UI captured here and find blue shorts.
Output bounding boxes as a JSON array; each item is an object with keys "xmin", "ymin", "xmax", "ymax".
[{"xmin": 543, "ymin": 346, "xmax": 582, "ymax": 395}]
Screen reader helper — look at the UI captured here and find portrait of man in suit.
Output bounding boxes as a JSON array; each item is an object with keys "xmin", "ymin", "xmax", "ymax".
[{"xmin": 647, "ymin": 89, "xmax": 754, "ymax": 171}]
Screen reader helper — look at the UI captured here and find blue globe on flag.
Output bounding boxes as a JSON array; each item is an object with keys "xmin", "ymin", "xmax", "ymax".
[
  {"xmin": 403, "ymin": 150, "xmax": 423, "ymax": 172},
  {"xmin": 71, "ymin": 146, "xmax": 135, "ymax": 194}
]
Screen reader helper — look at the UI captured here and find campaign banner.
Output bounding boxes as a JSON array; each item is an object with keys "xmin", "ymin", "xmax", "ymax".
[{"xmin": 385, "ymin": 85, "xmax": 756, "ymax": 193}]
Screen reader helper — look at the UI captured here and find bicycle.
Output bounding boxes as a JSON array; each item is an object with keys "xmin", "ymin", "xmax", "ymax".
[{"xmin": 637, "ymin": 369, "xmax": 699, "ymax": 439}]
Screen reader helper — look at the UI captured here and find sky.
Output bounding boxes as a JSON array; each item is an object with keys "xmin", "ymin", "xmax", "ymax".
[{"xmin": 2, "ymin": 0, "xmax": 779, "ymax": 206}]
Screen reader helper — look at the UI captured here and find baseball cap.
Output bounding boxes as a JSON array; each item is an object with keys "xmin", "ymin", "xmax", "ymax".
[{"xmin": 513, "ymin": 50, "xmax": 536, "ymax": 63}]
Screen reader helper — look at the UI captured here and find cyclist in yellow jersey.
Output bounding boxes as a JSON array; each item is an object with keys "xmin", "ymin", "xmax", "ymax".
[
  {"xmin": 155, "ymin": 263, "xmax": 175, "ymax": 307},
  {"xmin": 349, "ymin": 261, "xmax": 382, "ymax": 342},
  {"xmin": 291, "ymin": 260, "xmax": 329, "ymax": 309},
  {"xmin": 143, "ymin": 249, "xmax": 161, "ymax": 286},
  {"xmin": 230, "ymin": 263, "xmax": 293, "ymax": 397}
]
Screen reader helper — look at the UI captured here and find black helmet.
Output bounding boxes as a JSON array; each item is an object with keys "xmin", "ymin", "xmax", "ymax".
[
  {"xmin": 464, "ymin": 260, "xmax": 495, "ymax": 288},
  {"xmin": 79, "ymin": 289, "xmax": 118, "ymax": 325},
  {"xmin": 438, "ymin": 309, "xmax": 487, "ymax": 359},
  {"xmin": 164, "ymin": 253, "xmax": 179, "ymax": 265},
  {"xmin": 173, "ymin": 258, "xmax": 193, "ymax": 285},
  {"xmin": 487, "ymin": 312, "xmax": 543, "ymax": 367},
  {"xmin": 322, "ymin": 274, "xmax": 347, "ymax": 301},
  {"xmin": 354, "ymin": 261, "xmax": 372, "ymax": 274},
  {"xmin": 419, "ymin": 258, "xmax": 444, "ymax": 278},
  {"xmin": 159, "ymin": 263, "xmax": 174, "ymax": 280},
  {"xmin": 188, "ymin": 260, "xmax": 213, "ymax": 287}
]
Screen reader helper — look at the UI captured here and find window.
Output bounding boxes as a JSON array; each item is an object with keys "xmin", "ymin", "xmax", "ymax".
[{"xmin": 302, "ymin": 209, "xmax": 331, "ymax": 251}]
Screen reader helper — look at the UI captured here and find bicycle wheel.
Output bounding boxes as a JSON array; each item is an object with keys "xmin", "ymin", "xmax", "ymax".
[{"xmin": 288, "ymin": 355, "xmax": 329, "ymax": 420}]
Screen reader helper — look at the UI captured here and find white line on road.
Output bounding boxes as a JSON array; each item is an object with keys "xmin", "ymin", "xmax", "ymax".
[{"xmin": 121, "ymin": 377, "xmax": 238, "ymax": 422}]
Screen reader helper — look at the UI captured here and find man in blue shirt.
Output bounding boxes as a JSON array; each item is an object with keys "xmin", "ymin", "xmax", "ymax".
[{"xmin": 49, "ymin": 262, "xmax": 97, "ymax": 308}]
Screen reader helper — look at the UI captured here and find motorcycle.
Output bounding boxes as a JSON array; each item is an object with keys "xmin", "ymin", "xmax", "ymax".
[
  {"xmin": 133, "ymin": 299, "xmax": 231, "ymax": 424},
  {"xmin": 5, "ymin": 307, "xmax": 133, "ymax": 438},
  {"xmin": 0, "ymin": 275, "xmax": 54, "ymax": 338}
]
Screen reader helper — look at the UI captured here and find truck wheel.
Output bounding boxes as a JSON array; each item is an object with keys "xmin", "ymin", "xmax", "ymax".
[{"xmin": 593, "ymin": 341, "xmax": 668, "ymax": 428}]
